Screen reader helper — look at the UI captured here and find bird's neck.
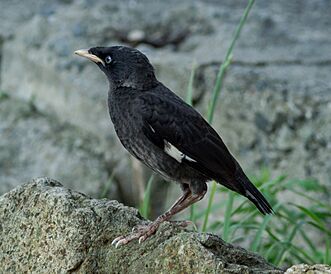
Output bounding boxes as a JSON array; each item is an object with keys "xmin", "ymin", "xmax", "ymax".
[
  {"xmin": 107, "ymin": 86, "xmax": 137, "ymax": 110},
  {"xmin": 107, "ymin": 86, "xmax": 138, "ymax": 128},
  {"xmin": 107, "ymin": 73, "xmax": 158, "ymax": 91}
]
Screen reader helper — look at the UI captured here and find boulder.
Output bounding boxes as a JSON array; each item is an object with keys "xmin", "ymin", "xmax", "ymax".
[
  {"xmin": 0, "ymin": 96, "xmax": 119, "ymax": 200},
  {"xmin": 0, "ymin": 177, "xmax": 282, "ymax": 273},
  {"xmin": 285, "ymin": 264, "xmax": 331, "ymax": 274}
]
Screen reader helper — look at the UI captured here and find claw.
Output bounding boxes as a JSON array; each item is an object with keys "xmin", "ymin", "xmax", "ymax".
[
  {"xmin": 138, "ymin": 235, "xmax": 146, "ymax": 244},
  {"xmin": 116, "ymin": 238, "xmax": 128, "ymax": 248},
  {"xmin": 111, "ymin": 235, "xmax": 124, "ymax": 246},
  {"xmin": 132, "ymin": 225, "xmax": 144, "ymax": 233},
  {"xmin": 138, "ymin": 236, "xmax": 143, "ymax": 244},
  {"xmin": 111, "ymin": 219, "xmax": 195, "ymax": 247},
  {"xmin": 110, "ymin": 222, "xmax": 160, "ymax": 247}
]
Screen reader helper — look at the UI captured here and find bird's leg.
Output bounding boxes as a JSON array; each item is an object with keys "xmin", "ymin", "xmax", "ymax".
[
  {"xmin": 112, "ymin": 188, "xmax": 206, "ymax": 247},
  {"xmin": 150, "ymin": 188, "xmax": 206, "ymax": 229},
  {"xmin": 131, "ymin": 188, "xmax": 191, "ymax": 233},
  {"xmin": 167, "ymin": 187, "xmax": 192, "ymax": 209},
  {"xmin": 154, "ymin": 190, "xmax": 204, "ymax": 231}
]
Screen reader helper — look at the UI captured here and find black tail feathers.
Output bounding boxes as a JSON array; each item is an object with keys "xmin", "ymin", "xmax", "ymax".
[{"xmin": 237, "ymin": 175, "xmax": 274, "ymax": 215}]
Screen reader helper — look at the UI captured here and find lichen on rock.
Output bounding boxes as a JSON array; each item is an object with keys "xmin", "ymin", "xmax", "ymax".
[{"xmin": 0, "ymin": 177, "xmax": 282, "ymax": 273}]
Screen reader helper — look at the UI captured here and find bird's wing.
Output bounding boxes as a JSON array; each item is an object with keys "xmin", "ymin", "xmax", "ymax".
[{"xmin": 135, "ymin": 93, "xmax": 237, "ymax": 183}]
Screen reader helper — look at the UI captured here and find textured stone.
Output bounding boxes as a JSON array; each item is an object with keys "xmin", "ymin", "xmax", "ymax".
[
  {"xmin": 0, "ymin": 178, "xmax": 282, "ymax": 273},
  {"xmin": 285, "ymin": 264, "xmax": 331, "ymax": 274},
  {"xmin": 0, "ymin": 96, "xmax": 119, "ymax": 199}
]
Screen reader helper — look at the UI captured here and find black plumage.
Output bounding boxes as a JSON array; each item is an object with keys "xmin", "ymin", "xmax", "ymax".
[{"xmin": 75, "ymin": 46, "xmax": 273, "ymax": 246}]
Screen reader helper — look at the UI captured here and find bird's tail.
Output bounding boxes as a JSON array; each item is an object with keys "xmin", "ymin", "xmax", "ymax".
[{"xmin": 237, "ymin": 174, "xmax": 274, "ymax": 215}]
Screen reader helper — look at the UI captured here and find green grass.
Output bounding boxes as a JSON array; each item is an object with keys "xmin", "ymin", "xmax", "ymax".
[
  {"xmin": 0, "ymin": 90, "xmax": 9, "ymax": 101},
  {"xmin": 99, "ymin": 171, "xmax": 115, "ymax": 199},
  {"xmin": 139, "ymin": 175, "xmax": 155, "ymax": 218},
  {"xmin": 192, "ymin": 173, "xmax": 331, "ymax": 267}
]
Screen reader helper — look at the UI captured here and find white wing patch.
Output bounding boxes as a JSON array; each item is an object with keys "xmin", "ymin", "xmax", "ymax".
[
  {"xmin": 164, "ymin": 140, "xmax": 197, "ymax": 163},
  {"xmin": 149, "ymin": 124, "xmax": 155, "ymax": 133}
]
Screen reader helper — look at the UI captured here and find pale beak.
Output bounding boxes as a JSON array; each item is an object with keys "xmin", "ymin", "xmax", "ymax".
[{"xmin": 74, "ymin": 49, "xmax": 105, "ymax": 66}]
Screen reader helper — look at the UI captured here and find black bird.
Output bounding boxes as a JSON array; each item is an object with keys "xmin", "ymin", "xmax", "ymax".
[{"xmin": 75, "ymin": 46, "xmax": 273, "ymax": 247}]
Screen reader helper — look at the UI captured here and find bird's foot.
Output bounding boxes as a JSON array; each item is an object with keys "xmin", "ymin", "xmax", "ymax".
[
  {"xmin": 132, "ymin": 220, "xmax": 194, "ymax": 231},
  {"xmin": 112, "ymin": 219, "xmax": 196, "ymax": 248},
  {"xmin": 111, "ymin": 222, "xmax": 160, "ymax": 248}
]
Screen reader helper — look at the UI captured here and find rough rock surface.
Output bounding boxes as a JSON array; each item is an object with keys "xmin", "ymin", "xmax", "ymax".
[
  {"xmin": 0, "ymin": 178, "xmax": 282, "ymax": 273},
  {"xmin": 0, "ymin": 96, "xmax": 119, "ymax": 200},
  {"xmin": 285, "ymin": 264, "xmax": 331, "ymax": 274},
  {"xmin": 0, "ymin": 0, "xmax": 330, "ymax": 204}
]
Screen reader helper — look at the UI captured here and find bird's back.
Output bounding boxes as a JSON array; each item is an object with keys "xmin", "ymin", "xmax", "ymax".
[{"xmin": 108, "ymin": 82, "xmax": 272, "ymax": 214}]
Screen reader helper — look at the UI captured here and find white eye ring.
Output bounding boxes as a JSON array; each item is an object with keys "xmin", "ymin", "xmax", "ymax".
[{"xmin": 105, "ymin": 56, "xmax": 112, "ymax": 64}]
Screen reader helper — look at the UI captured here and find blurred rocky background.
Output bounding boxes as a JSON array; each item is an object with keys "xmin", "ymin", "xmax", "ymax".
[{"xmin": 0, "ymin": 0, "xmax": 330, "ymax": 215}]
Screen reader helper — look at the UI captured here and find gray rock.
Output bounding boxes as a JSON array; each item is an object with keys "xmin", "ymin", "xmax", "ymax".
[
  {"xmin": 0, "ymin": 0, "xmax": 46, "ymax": 39},
  {"xmin": 0, "ymin": 178, "xmax": 282, "ymax": 273},
  {"xmin": 0, "ymin": 96, "xmax": 119, "ymax": 199},
  {"xmin": 285, "ymin": 264, "xmax": 331, "ymax": 274},
  {"xmin": 39, "ymin": 3, "xmax": 57, "ymax": 17},
  {"xmin": 48, "ymin": 36, "xmax": 72, "ymax": 57}
]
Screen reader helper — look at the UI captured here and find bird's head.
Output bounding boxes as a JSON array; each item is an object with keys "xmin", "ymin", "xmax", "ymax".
[{"xmin": 75, "ymin": 46, "xmax": 157, "ymax": 90}]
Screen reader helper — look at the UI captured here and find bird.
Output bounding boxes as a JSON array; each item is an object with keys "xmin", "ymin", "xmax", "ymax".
[{"xmin": 75, "ymin": 46, "xmax": 273, "ymax": 247}]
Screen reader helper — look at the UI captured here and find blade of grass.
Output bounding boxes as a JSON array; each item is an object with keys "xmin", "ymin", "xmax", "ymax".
[
  {"xmin": 287, "ymin": 247, "xmax": 315, "ymax": 265},
  {"xmin": 222, "ymin": 192, "xmax": 235, "ymax": 241},
  {"xmin": 287, "ymin": 243, "xmax": 316, "ymax": 264},
  {"xmin": 292, "ymin": 204, "xmax": 326, "ymax": 227},
  {"xmin": 265, "ymin": 228, "xmax": 282, "ymax": 242},
  {"xmin": 307, "ymin": 221, "xmax": 331, "ymax": 237},
  {"xmin": 265, "ymin": 242, "xmax": 280, "ymax": 261},
  {"xmin": 287, "ymin": 178, "xmax": 325, "ymax": 192},
  {"xmin": 290, "ymin": 189, "xmax": 331, "ymax": 210},
  {"xmin": 139, "ymin": 175, "xmax": 155, "ymax": 218},
  {"xmin": 189, "ymin": 205, "xmax": 196, "ymax": 223},
  {"xmin": 230, "ymin": 211, "xmax": 259, "ymax": 237},
  {"xmin": 274, "ymin": 221, "xmax": 304, "ymax": 266},
  {"xmin": 99, "ymin": 171, "xmax": 115, "ymax": 198},
  {"xmin": 202, "ymin": 182, "xmax": 217, "ymax": 232},
  {"xmin": 207, "ymin": 0, "xmax": 255, "ymax": 123},
  {"xmin": 203, "ymin": 0, "xmax": 255, "ymax": 231},
  {"xmin": 231, "ymin": 199, "xmax": 256, "ymax": 215},
  {"xmin": 325, "ymin": 235, "xmax": 330, "ymax": 264},
  {"xmin": 258, "ymin": 174, "xmax": 288, "ymax": 191},
  {"xmin": 186, "ymin": 60, "xmax": 197, "ymax": 106},
  {"xmin": 299, "ymin": 228, "xmax": 317, "ymax": 255},
  {"xmin": 251, "ymin": 224, "xmax": 269, "ymax": 251},
  {"xmin": 250, "ymin": 203, "xmax": 281, "ymax": 252}
]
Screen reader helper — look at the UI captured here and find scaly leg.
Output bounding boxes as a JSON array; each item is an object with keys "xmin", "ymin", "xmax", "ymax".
[
  {"xmin": 112, "ymin": 189, "xmax": 206, "ymax": 247},
  {"xmin": 131, "ymin": 188, "xmax": 191, "ymax": 233}
]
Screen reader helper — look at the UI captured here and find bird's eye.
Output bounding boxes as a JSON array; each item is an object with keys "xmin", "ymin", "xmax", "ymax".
[{"xmin": 105, "ymin": 56, "xmax": 112, "ymax": 64}]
